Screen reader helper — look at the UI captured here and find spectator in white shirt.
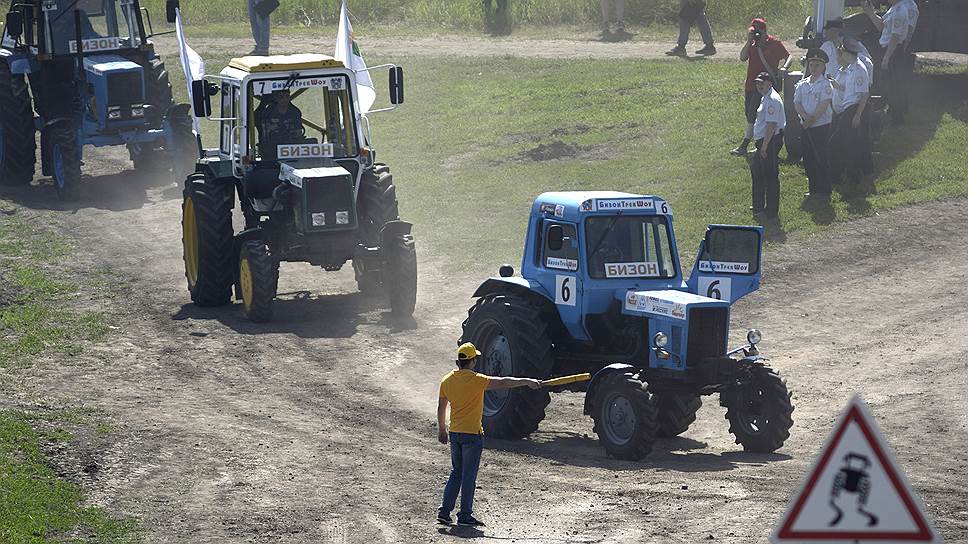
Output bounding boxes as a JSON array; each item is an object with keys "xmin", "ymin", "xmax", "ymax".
[
  {"xmin": 749, "ymin": 72, "xmax": 785, "ymax": 221},
  {"xmin": 864, "ymin": 0, "xmax": 916, "ymax": 123},
  {"xmin": 794, "ymin": 49, "xmax": 835, "ymax": 201},
  {"xmin": 828, "ymin": 45, "xmax": 873, "ymax": 193},
  {"xmin": 820, "ymin": 20, "xmax": 873, "ymax": 78}
]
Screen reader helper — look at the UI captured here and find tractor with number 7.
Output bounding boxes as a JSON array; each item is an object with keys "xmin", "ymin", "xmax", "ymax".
[
  {"xmin": 459, "ymin": 192, "xmax": 794, "ymax": 460},
  {"xmin": 180, "ymin": 51, "xmax": 416, "ymax": 322}
]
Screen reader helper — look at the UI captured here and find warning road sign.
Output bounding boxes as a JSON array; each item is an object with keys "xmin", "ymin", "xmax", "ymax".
[{"xmin": 771, "ymin": 395, "xmax": 940, "ymax": 543}]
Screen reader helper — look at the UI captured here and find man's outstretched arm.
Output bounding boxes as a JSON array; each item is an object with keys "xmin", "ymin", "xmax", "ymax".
[{"xmin": 486, "ymin": 377, "xmax": 543, "ymax": 390}]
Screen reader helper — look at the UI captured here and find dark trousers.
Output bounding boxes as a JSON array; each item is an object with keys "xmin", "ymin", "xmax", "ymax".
[
  {"xmin": 439, "ymin": 432, "xmax": 484, "ymax": 521},
  {"xmin": 829, "ymin": 105, "xmax": 872, "ymax": 186},
  {"xmin": 886, "ymin": 51, "xmax": 914, "ymax": 123},
  {"xmin": 744, "ymin": 90, "xmax": 762, "ymax": 124},
  {"xmin": 677, "ymin": 0, "xmax": 712, "ymax": 46},
  {"xmin": 750, "ymin": 132, "xmax": 783, "ymax": 217},
  {"xmin": 801, "ymin": 123, "xmax": 831, "ymax": 195}
]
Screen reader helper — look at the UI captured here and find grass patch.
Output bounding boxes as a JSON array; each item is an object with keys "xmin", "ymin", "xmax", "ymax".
[
  {"xmin": 0, "ymin": 410, "xmax": 135, "ymax": 543},
  {"xmin": 175, "ymin": 55, "xmax": 967, "ymax": 271},
  {"xmin": 0, "ymin": 205, "xmax": 110, "ymax": 367}
]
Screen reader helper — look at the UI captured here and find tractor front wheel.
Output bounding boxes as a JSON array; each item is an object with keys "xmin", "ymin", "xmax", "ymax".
[
  {"xmin": 354, "ymin": 164, "xmax": 399, "ymax": 293},
  {"xmin": 653, "ymin": 393, "xmax": 702, "ymax": 437},
  {"xmin": 460, "ymin": 294, "xmax": 554, "ymax": 439},
  {"xmin": 383, "ymin": 233, "xmax": 417, "ymax": 317},
  {"xmin": 167, "ymin": 104, "xmax": 198, "ymax": 183},
  {"xmin": 592, "ymin": 372, "xmax": 659, "ymax": 460},
  {"xmin": 182, "ymin": 173, "xmax": 235, "ymax": 306},
  {"xmin": 722, "ymin": 366, "xmax": 794, "ymax": 453},
  {"xmin": 0, "ymin": 60, "xmax": 36, "ymax": 186},
  {"xmin": 49, "ymin": 126, "xmax": 81, "ymax": 201},
  {"xmin": 238, "ymin": 239, "xmax": 278, "ymax": 323}
]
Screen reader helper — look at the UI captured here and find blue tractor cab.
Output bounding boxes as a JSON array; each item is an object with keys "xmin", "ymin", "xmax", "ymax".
[
  {"xmin": 0, "ymin": 0, "xmax": 196, "ymax": 199},
  {"xmin": 461, "ymin": 191, "xmax": 794, "ymax": 460}
]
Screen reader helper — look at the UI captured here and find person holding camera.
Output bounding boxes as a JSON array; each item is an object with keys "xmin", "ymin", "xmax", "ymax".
[
  {"xmin": 864, "ymin": 0, "xmax": 918, "ymax": 124},
  {"xmin": 748, "ymin": 71, "xmax": 785, "ymax": 221},
  {"xmin": 665, "ymin": 0, "xmax": 715, "ymax": 56},
  {"xmin": 828, "ymin": 45, "xmax": 872, "ymax": 193},
  {"xmin": 248, "ymin": 0, "xmax": 278, "ymax": 56},
  {"xmin": 731, "ymin": 18, "xmax": 789, "ymax": 156},
  {"xmin": 794, "ymin": 49, "xmax": 834, "ymax": 201}
]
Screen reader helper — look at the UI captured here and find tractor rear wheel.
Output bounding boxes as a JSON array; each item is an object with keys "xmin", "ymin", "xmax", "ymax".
[
  {"xmin": 354, "ymin": 164, "xmax": 399, "ymax": 293},
  {"xmin": 592, "ymin": 371, "xmax": 659, "ymax": 460},
  {"xmin": 653, "ymin": 393, "xmax": 702, "ymax": 437},
  {"xmin": 722, "ymin": 366, "xmax": 794, "ymax": 453},
  {"xmin": 238, "ymin": 239, "xmax": 278, "ymax": 323},
  {"xmin": 460, "ymin": 294, "xmax": 554, "ymax": 439},
  {"xmin": 0, "ymin": 60, "xmax": 36, "ymax": 186},
  {"xmin": 384, "ymin": 233, "xmax": 417, "ymax": 316},
  {"xmin": 182, "ymin": 173, "xmax": 235, "ymax": 306},
  {"xmin": 49, "ymin": 125, "xmax": 81, "ymax": 201}
]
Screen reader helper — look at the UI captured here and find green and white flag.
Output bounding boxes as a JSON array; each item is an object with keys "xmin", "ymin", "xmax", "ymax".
[{"xmin": 335, "ymin": 0, "xmax": 375, "ymax": 113}]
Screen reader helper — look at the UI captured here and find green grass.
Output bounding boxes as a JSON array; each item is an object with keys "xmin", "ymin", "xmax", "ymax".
[
  {"xmin": 0, "ymin": 411, "xmax": 135, "ymax": 543},
  {"xmin": 175, "ymin": 55, "xmax": 967, "ymax": 270},
  {"xmin": 0, "ymin": 205, "xmax": 110, "ymax": 366}
]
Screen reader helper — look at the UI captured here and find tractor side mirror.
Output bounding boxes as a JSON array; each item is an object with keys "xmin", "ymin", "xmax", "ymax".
[
  {"xmin": 165, "ymin": 0, "xmax": 180, "ymax": 23},
  {"xmin": 5, "ymin": 11, "xmax": 24, "ymax": 39},
  {"xmin": 547, "ymin": 225, "xmax": 564, "ymax": 251},
  {"xmin": 389, "ymin": 66, "xmax": 404, "ymax": 105},
  {"xmin": 191, "ymin": 79, "xmax": 215, "ymax": 117}
]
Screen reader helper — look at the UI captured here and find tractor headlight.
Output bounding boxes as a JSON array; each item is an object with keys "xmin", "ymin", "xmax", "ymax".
[
  {"xmin": 131, "ymin": 105, "xmax": 144, "ymax": 118},
  {"xmin": 108, "ymin": 106, "xmax": 122, "ymax": 120},
  {"xmin": 747, "ymin": 329, "xmax": 762, "ymax": 345},
  {"xmin": 653, "ymin": 332, "xmax": 668, "ymax": 348}
]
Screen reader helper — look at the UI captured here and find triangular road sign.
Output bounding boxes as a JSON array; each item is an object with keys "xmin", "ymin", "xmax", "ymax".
[{"xmin": 771, "ymin": 395, "xmax": 941, "ymax": 543}]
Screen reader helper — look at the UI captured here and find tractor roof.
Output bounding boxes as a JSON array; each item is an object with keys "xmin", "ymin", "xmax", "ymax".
[
  {"xmin": 532, "ymin": 191, "xmax": 671, "ymax": 222},
  {"xmin": 228, "ymin": 53, "xmax": 345, "ymax": 73}
]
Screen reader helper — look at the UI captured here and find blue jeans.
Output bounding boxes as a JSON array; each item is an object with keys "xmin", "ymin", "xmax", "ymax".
[
  {"xmin": 247, "ymin": 0, "xmax": 270, "ymax": 53},
  {"xmin": 439, "ymin": 432, "xmax": 484, "ymax": 521}
]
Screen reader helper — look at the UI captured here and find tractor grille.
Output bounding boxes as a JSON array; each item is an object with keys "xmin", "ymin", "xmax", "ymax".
[
  {"xmin": 686, "ymin": 307, "xmax": 728, "ymax": 366},
  {"xmin": 303, "ymin": 174, "xmax": 356, "ymax": 230},
  {"xmin": 107, "ymin": 71, "xmax": 144, "ymax": 106}
]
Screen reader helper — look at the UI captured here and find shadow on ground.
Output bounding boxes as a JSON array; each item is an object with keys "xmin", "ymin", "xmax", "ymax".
[{"xmin": 0, "ymin": 169, "xmax": 179, "ymax": 213}]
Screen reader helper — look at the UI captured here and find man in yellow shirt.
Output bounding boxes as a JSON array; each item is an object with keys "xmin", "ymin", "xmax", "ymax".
[{"xmin": 436, "ymin": 342, "xmax": 542, "ymax": 527}]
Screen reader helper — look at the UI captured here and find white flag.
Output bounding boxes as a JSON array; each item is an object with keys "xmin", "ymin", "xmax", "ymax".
[
  {"xmin": 335, "ymin": 0, "xmax": 376, "ymax": 113},
  {"xmin": 174, "ymin": 8, "xmax": 205, "ymax": 133}
]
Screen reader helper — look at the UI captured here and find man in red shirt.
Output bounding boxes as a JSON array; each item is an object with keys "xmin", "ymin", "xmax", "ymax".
[{"xmin": 731, "ymin": 18, "xmax": 789, "ymax": 156}]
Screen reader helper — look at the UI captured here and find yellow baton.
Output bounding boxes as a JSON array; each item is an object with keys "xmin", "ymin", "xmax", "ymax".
[{"xmin": 541, "ymin": 373, "xmax": 592, "ymax": 387}]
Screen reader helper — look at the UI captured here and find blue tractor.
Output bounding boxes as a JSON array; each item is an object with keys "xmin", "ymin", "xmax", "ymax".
[
  {"xmin": 0, "ymin": 0, "xmax": 196, "ymax": 199},
  {"xmin": 460, "ymin": 191, "xmax": 794, "ymax": 460}
]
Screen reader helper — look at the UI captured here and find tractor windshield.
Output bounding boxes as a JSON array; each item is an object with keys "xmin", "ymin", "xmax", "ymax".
[
  {"xmin": 249, "ymin": 76, "xmax": 359, "ymax": 161},
  {"xmin": 48, "ymin": 0, "xmax": 142, "ymax": 55},
  {"xmin": 585, "ymin": 215, "xmax": 677, "ymax": 279}
]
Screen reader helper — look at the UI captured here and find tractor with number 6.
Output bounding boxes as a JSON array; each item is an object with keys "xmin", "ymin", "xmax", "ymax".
[
  {"xmin": 459, "ymin": 191, "xmax": 794, "ymax": 460},
  {"xmin": 180, "ymin": 51, "xmax": 416, "ymax": 322}
]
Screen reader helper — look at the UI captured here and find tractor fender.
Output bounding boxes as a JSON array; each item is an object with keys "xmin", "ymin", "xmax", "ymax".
[
  {"xmin": 472, "ymin": 276, "xmax": 555, "ymax": 304},
  {"xmin": 583, "ymin": 363, "xmax": 637, "ymax": 416},
  {"xmin": 380, "ymin": 220, "xmax": 412, "ymax": 244}
]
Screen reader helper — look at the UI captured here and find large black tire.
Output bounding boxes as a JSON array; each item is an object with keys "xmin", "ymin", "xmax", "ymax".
[
  {"xmin": 592, "ymin": 372, "xmax": 659, "ymax": 460},
  {"xmin": 653, "ymin": 393, "xmax": 702, "ymax": 438},
  {"xmin": 722, "ymin": 366, "xmax": 794, "ymax": 453},
  {"xmin": 460, "ymin": 293, "xmax": 554, "ymax": 439},
  {"xmin": 384, "ymin": 233, "xmax": 417, "ymax": 317},
  {"xmin": 0, "ymin": 60, "xmax": 36, "ymax": 186},
  {"xmin": 354, "ymin": 163, "xmax": 399, "ymax": 293},
  {"xmin": 49, "ymin": 125, "xmax": 81, "ymax": 201},
  {"xmin": 167, "ymin": 104, "xmax": 198, "ymax": 182},
  {"xmin": 182, "ymin": 173, "xmax": 235, "ymax": 306},
  {"xmin": 238, "ymin": 239, "xmax": 278, "ymax": 323},
  {"xmin": 144, "ymin": 57, "xmax": 174, "ymax": 125}
]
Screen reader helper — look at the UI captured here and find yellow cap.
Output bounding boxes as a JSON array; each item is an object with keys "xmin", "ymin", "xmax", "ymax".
[{"xmin": 457, "ymin": 342, "xmax": 482, "ymax": 361}]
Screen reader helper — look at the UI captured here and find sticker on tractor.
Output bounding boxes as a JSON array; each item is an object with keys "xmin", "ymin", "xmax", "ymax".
[
  {"xmin": 69, "ymin": 37, "xmax": 121, "ymax": 53},
  {"xmin": 277, "ymin": 143, "xmax": 334, "ymax": 160},
  {"xmin": 546, "ymin": 257, "xmax": 578, "ymax": 271},
  {"xmin": 604, "ymin": 262, "xmax": 661, "ymax": 278},
  {"xmin": 771, "ymin": 395, "xmax": 940, "ymax": 543},
  {"xmin": 252, "ymin": 77, "xmax": 345, "ymax": 95},
  {"xmin": 335, "ymin": 211, "xmax": 349, "ymax": 225},
  {"xmin": 585, "ymin": 198, "xmax": 656, "ymax": 212},
  {"xmin": 554, "ymin": 275, "xmax": 576, "ymax": 306},
  {"xmin": 698, "ymin": 260, "xmax": 750, "ymax": 273},
  {"xmin": 311, "ymin": 213, "xmax": 326, "ymax": 227},
  {"xmin": 554, "ymin": 204, "xmax": 565, "ymax": 217},
  {"xmin": 698, "ymin": 277, "xmax": 731, "ymax": 301},
  {"xmin": 639, "ymin": 296, "xmax": 686, "ymax": 320}
]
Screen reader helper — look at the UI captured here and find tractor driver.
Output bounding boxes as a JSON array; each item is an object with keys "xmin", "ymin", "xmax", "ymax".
[{"xmin": 254, "ymin": 89, "xmax": 305, "ymax": 157}]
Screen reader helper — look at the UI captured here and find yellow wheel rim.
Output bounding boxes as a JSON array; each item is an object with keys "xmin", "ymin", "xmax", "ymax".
[
  {"xmin": 240, "ymin": 256, "xmax": 254, "ymax": 312},
  {"xmin": 183, "ymin": 196, "xmax": 199, "ymax": 287}
]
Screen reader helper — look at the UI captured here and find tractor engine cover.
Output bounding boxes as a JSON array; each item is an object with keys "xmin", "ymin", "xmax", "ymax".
[
  {"xmin": 279, "ymin": 163, "xmax": 356, "ymax": 233},
  {"xmin": 83, "ymin": 55, "xmax": 146, "ymax": 129}
]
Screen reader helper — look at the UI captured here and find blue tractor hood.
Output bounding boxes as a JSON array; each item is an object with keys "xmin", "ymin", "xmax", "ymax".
[{"xmin": 620, "ymin": 289, "xmax": 729, "ymax": 321}]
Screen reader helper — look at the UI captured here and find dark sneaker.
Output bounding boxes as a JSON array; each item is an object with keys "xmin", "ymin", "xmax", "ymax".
[
  {"xmin": 248, "ymin": 49, "xmax": 269, "ymax": 56},
  {"xmin": 437, "ymin": 513, "xmax": 453, "ymax": 525},
  {"xmin": 665, "ymin": 45, "xmax": 687, "ymax": 56},
  {"xmin": 695, "ymin": 44, "xmax": 717, "ymax": 55},
  {"xmin": 457, "ymin": 516, "xmax": 485, "ymax": 527},
  {"xmin": 730, "ymin": 142, "xmax": 750, "ymax": 156}
]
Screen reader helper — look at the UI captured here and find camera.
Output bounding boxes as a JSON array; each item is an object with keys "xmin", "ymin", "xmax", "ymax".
[{"xmin": 752, "ymin": 29, "xmax": 764, "ymax": 40}]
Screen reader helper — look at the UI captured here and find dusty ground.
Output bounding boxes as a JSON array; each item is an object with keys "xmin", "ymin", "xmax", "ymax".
[{"xmin": 2, "ymin": 35, "xmax": 967, "ymax": 544}]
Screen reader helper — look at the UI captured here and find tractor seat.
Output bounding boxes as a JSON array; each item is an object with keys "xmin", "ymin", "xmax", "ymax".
[{"xmin": 244, "ymin": 166, "xmax": 282, "ymax": 199}]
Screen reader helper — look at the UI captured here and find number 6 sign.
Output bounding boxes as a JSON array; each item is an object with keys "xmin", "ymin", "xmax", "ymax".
[
  {"xmin": 698, "ymin": 276, "xmax": 731, "ymax": 302},
  {"xmin": 555, "ymin": 275, "xmax": 576, "ymax": 306}
]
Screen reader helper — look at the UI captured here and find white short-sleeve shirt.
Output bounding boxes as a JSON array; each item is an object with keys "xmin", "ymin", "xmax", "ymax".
[
  {"xmin": 794, "ymin": 76, "xmax": 834, "ymax": 127},
  {"xmin": 821, "ymin": 39, "xmax": 873, "ymax": 79},
  {"xmin": 899, "ymin": 0, "xmax": 919, "ymax": 43},
  {"xmin": 879, "ymin": 3, "xmax": 910, "ymax": 47},
  {"xmin": 833, "ymin": 60, "xmax": 870, "ymax": 113},
  {"xmin": 753, "ymin": 87, "xmax": 786, "ymax": 140}
]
